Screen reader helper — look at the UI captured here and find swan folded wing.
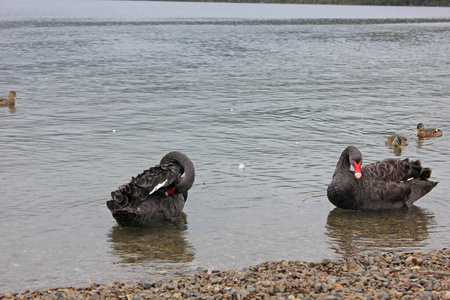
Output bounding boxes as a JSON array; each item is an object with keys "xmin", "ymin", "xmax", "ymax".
[
  {"xmin": 134, "ymin": 163, "xmax": 182, "ymax": 195},
  {"xmin": 362, "ymin": 159, "xmax": 422, "ymax": 182},
  {"xmin": 159, "ymin": 156, "xmax": 185, "ymax": 175}
]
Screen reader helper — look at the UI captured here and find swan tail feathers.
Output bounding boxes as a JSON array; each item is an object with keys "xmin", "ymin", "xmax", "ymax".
[
  {"xmin": 420, "ymin": 167, "xmax": 432, "ymax": 180},
  {"xmin": 409, "ymin": 160, "xmax": 432, "ymax": 180}
]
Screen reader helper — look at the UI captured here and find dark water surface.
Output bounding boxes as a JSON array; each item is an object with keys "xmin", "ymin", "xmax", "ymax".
[{"xmin": 1, "ymin": 0, "xmax": 449, "ymax": 293}]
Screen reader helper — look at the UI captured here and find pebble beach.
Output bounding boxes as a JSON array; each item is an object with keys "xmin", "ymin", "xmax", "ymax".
[{"xmin": 2, "ymin": 248, "xmax": 448, "ymax": 300}]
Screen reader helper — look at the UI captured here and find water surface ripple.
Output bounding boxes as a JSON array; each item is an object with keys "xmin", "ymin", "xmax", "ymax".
[{"xmin": 1, "ymin": 0, "xmax": 449, "ymax": 294}]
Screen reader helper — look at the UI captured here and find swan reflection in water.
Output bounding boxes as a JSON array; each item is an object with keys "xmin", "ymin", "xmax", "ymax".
[
  {"xmin": 326, "ymin": 206, "xmax": 435, "ymax": 258},
  {"xmin": 107, "ymin": 213, "xmax": 195, "ymax": 264}
]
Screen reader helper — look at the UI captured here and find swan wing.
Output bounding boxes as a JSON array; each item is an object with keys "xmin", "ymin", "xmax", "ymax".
[{"xmin": 362, "ymin": 158, "xmax": 428, "ymax": 182}]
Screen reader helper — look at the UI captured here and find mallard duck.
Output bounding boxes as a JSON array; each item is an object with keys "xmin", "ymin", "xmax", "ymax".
[
  {"xmin": 385, "ymin": 134, "xmax": 409, "ymax": 147},
  {"xmin": 416, "ymin": 123, "xmax": 443, "ymax": 138},
  {"xmin": 107, "ymin": 151, "xmax": 195, "ymax": 227},
  {"xmin": 0, "ymin": 91, "xmax": 20, "ymax": 106},
  {"xmin": 327, "ymin": 146, "xmax": 437, "ymax": 210}
]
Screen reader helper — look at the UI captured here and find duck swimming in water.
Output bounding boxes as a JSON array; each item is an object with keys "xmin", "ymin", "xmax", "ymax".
[
  {"xmin": 416, "ymin": 123, "xmax": 443, "ymax": 138},
  {"xmin": 327, "ymin": 146, "xmax": 437, "ymax": 210},
  {"xmin": 107, "ymin": 151, "xmax": 195, "ymax": 227},
  {"xmin": 385, "ymin": 134, "xmax": 409, "ymax": 147},
  {"xmin": 0, "ymin": 91, "xmax": 20, "ymax": 106}
]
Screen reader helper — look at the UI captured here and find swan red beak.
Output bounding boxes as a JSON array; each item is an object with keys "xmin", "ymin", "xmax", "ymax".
[
  {"xmin": 164, "ymin": 187, "xmax": 176, "ymax": 197},
  {"xmin": 353, "ymin": 161, "xmax": 362, "ymax": 179}
]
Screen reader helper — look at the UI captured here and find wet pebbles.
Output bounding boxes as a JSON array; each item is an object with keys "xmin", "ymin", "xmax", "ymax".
[{"xmin": 2, "ymin": 248, "xmax": 449, "ymax": 299}]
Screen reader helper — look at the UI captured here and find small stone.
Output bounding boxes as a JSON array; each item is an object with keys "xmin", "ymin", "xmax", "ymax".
[
  {"xmin": 442, "ymin": 291, "xmax": 450, "ymax": 300},
  {"xmin": 375, "ymin": 292, "xmax": 389, "ymax": 299},
  {"xmin": 327, "ymin": 278, "xmax": 337, "ymax": 286},
  {"xmin": 298, "ymin": 287, "xmax": 309, "ymax": 294}
]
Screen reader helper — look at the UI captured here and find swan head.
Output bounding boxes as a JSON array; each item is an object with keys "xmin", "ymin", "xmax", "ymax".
[
  {"xmin": 162, "ymin": 151, "xmax": 195, "ymax": 195},
  {"xmin": 335, "ymin": 146, "xmax": 363, "ymax": 179},
  {"xmin": 345, "ymin": 146, "xmax": 362, "ymax": 179}
]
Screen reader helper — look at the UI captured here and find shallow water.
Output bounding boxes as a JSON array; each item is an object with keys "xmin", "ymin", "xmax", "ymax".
[{"xmin": 0, "ymin": 0, "xmax": 449, "ymax": 294}]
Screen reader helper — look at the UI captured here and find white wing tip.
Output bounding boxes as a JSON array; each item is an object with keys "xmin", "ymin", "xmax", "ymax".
[{"xmin": 149, "ymin": 179, "xmax": 168, "ymax": 195}]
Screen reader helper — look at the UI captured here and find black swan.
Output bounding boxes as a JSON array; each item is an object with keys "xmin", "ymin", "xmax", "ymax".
[
  {"xmin": 385, "ymin": 134, "xmax": 408, "ymax": 147},
  {"xmin": 416, "ymin": 123, "xmax": 443, "ymax": 138},
  {"xmin": 107, "ymin": 151, "xmax": 195, "ymax": 227},
  {"xmin": 0, "ymin": 91, "xmax": 20, "ymax": 106},
  {"xmin": 327, "ymin": 146, "xmax": 437, "ymax": 210}
]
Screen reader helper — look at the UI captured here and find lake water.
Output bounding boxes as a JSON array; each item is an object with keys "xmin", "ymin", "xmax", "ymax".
[{"xmin": 1, "ymin": 0, "xmax": 449, "ymax": 294}]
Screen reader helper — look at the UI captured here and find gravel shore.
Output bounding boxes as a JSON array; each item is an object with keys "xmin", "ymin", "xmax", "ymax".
[{"xmin": 2, "ymin": 248, "xmax": 449, "ymax": 300}]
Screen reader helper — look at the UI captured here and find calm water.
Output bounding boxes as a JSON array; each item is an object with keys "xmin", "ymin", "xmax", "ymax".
[{"xmin": 1, "ymin": 0, "xmax": 449, "ymax": 294}]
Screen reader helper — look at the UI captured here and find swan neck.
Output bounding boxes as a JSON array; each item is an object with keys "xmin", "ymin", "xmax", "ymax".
[
  {"xmin": 336, "ymin": 146, "xmax": 362, "ymax": 171},
  {"xmin": 163, "ymin": 151, "xmax": 195, "ymax": 194},
  {"xmin": 336, "ymin": 150, "xmax": 351, "ymax": 170},
  {"xmin": 176, "ymin": 161, "xmax": 195, "ymax": 193}
]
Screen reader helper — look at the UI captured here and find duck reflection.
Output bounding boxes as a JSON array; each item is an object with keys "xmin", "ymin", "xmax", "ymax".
[
  {"xmin": 385, "ymin": 135, "xmax": 408, "ymax": 156},
  {"xmin": 326, "ymin": 206, "xmax": 435, "ymax": 257},
  {"xmin": 107, "ymin": 213, "xmax": 195, "ymax": 264},
  {"xmin": 387, "ymin": 145, "xmax": 403, "ymax": 156},
  {"xmin": 8, "ymin": 104, "xmax": 16, "ymax": 114}
]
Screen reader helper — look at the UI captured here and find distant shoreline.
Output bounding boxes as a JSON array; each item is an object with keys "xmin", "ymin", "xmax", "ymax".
[{"xmin": 136, "ymin": 0, "xmax": 449, "ymax": 8}]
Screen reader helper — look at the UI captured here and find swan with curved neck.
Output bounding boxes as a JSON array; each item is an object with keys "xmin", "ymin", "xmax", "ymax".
[
  {"xmin": 327, "ymin": 146, "xmax": 437, "ymax": 210},
  {"xmin": 107, "ymin": 151, "xmax": 195, "ymax": 226}
]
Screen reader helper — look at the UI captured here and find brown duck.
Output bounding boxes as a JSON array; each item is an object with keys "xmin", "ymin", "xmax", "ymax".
[
  {"xmin": 385, "ymin": 134, "xmax": 408, "ymax": 147},
  {"xmin": 107, "ymin": 151, "xmax": 195, "ymax": 227},
  {"xmin": 0, "ymin": 91, "xmax": 20, "ymax": 106},
  {"xmin": 416, "ymin": 123, "xmax": 443, "ymax": 138},
  {"xmin": 327, "ymin": 146, "xmax": 437, "ymax": 210}
]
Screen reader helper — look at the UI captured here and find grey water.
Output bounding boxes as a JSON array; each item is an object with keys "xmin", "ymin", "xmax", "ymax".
[{"xmin": 1, "ymin": 0, "xmax": 449, "ymax": 294}]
